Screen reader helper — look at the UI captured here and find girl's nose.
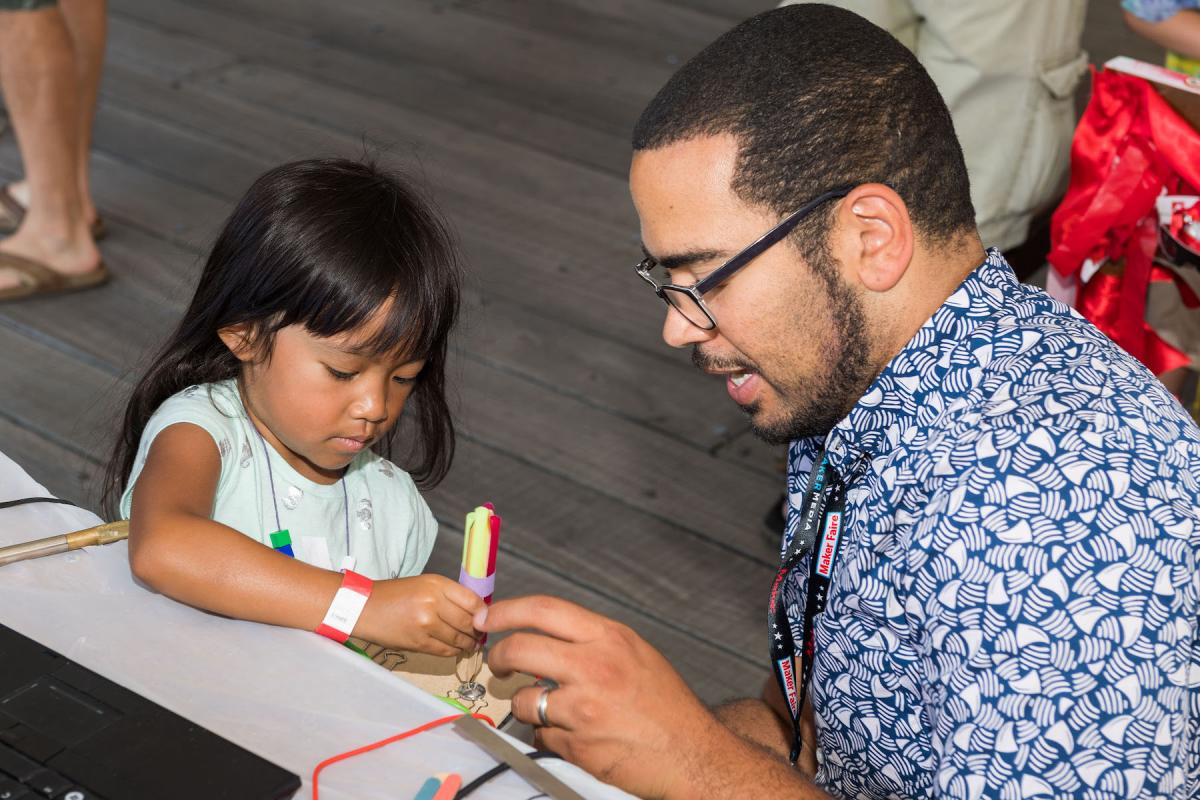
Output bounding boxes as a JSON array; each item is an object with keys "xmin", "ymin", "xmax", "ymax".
[{"xmin": 351, "ymin": 379, "xmax": 389, "ymax": 423}]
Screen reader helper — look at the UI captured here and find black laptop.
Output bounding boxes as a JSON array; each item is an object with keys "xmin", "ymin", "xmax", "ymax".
[{"xmin": 0, "ymin": 622, "xmax": 300, "ymax": 799}]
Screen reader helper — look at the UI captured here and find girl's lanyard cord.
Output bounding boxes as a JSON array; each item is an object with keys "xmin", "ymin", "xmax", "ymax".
[{"xmin": 252, "ymin": 422, "xmax": 350, "ymax": 560}]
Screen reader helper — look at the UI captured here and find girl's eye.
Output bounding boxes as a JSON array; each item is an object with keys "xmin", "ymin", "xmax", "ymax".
[
  {"xmin": 326, "ymin": 366, "xmax": 356, "ymax": 381},
  {"xmin": 392, "ymin": 375, "xmax": 416, "ymax": 385}
]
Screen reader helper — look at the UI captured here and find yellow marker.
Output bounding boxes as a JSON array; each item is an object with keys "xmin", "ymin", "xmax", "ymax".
[
  {"xmin": 467, "ymin": 507, "xmax": 492, "ymax": 577},
  {"xmin": 461, "ymin": 511, "xmax": 476, "ymax": 569}
]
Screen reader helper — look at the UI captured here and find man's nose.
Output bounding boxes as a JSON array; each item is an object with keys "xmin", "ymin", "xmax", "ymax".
[{"xmin": 661, "ymin": 305, "xmax": 715, "ymax": 349}]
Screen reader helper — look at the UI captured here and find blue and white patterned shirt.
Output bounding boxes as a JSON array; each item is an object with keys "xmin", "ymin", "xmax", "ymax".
[{"xmin": 782, "ymin": 250, "xmax": 1200, "ymax": 799}]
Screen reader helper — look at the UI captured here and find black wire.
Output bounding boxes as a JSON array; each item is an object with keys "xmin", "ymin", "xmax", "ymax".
[
  {"xmin": 0, "ymin": 496, "xmax": 75, "ymax": 511},
  {"xmin": 454, "ymin": 751, "xmax": 564, "ymax": 799}
]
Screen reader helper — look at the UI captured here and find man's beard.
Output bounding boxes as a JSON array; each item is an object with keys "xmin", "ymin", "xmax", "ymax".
[{"xmin": 696, "ymin": 252, "xmax": 875, "ymax": 446}]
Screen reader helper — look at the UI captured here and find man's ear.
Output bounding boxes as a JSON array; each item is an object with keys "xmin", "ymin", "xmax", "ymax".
[
  {"xmin": 218, "ymin": 323, "xmax": 256, "ymax": 363},
  {"xmin": 837, "ymin": 183, "xmax": 914, "ymax": 293}
]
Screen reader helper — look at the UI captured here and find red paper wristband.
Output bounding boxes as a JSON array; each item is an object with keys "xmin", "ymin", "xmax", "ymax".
[{"xmin": 316, "ymin": 569, "xmax": 373, "ymax": 644}]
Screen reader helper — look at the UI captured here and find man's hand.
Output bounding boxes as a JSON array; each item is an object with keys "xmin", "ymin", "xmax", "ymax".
[
  {"xmin": 478, "ymin": 595, "xmax": 829, "ymax": 799},
  {"xmin": 478, "ymin": 595, "xmax": 723, "ymax": 799}
]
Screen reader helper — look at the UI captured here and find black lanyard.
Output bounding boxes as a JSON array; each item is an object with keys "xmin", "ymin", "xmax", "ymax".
[{"xmin": 767, "ymin": 448, "xmax": 847, "ymax": 764}]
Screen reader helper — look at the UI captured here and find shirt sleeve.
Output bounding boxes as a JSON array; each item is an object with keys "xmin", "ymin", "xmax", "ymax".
[
  {"xmin": 119, "ymin": 386, "xmax": 241, "ymax": 519},
  {"xmin": 1121, "ymin": 0, "xmax": 1200, "ymax": 22},
  {"xmin": 906, "ymin": 420, "xmax": 1197, "ymax": 799}
]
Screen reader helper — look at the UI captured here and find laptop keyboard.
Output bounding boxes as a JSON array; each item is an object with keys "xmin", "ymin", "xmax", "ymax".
[{"xmin": 0, "ymin": 740, "xmax": 101, "ymax": 799}]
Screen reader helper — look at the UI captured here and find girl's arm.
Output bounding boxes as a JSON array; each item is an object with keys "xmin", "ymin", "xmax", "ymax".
[{"xmin": 129, "ymin": 422, "xmax": 481, "ymax": 655}]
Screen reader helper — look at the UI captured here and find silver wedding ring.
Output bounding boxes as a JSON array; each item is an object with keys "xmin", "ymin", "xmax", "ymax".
[{"xmin": 534, "ymin": 677, "xmax": 559, "ymax": 727}]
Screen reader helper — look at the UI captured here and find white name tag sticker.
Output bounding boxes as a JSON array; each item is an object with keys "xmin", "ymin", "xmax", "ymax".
[{"xmin": 294, "ymin": 536, "xmax": 334, "ymax": 571}]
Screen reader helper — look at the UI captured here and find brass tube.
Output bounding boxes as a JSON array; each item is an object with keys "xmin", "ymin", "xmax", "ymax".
[{"xmin": 0, "ymin": 520, "xmax": 129, "ymax": 567}]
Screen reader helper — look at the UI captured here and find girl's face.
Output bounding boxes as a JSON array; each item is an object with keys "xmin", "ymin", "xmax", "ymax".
[{"xmin": 221, "ymin": 310, "xmax": 427, "ymax": 484}]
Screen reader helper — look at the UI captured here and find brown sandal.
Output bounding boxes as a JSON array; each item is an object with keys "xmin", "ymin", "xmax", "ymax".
[
  {"xmin": 0, "ymin": 184, "xmax": 107, "ymax": 240},
  {"xmin": 0, "ymin": 250, "xmax": 109, "ymax": 301}
]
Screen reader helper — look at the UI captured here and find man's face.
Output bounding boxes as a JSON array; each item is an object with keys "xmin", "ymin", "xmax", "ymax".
[{"xmin": 629, "ymin": 133, "xmax": 873, "ymax": 443}]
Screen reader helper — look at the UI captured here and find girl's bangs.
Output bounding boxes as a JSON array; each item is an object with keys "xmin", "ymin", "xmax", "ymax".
[{"xmin": 282, "ymin": 247, "xmax": 457, "ymax": 363}]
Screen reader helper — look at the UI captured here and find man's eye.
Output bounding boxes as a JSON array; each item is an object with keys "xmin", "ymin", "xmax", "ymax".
[{"xmin": 327, "ymin": 367, "xmax": 356, "ymax": 381}]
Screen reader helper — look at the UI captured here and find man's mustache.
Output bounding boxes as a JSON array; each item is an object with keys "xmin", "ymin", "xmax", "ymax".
[{"xmin": 691, "ymin": 347, "xmax": 757, "ymax": 375}]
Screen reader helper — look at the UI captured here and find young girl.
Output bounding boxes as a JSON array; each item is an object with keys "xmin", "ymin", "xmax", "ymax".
[{"xmin": 102, "ymin": 158, "xmax": 483, "ymax": 657}]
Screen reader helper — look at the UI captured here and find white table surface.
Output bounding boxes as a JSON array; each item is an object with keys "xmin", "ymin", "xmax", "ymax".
[{"xmin": 0, "ymin": 449, "xmax": 633, "ymax": 800}]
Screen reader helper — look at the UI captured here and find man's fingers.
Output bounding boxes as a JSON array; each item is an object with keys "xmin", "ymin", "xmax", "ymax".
[
  {"xmin": 485, "ymin": 630, "xmax": 576, "ymax": 680},
  {"xmin": 475, "ymin": 594, "xmax": 606, "ymax": 642},
  {"xmin": 510, "ymin": 683, "xmax": 579, "ymax": 732}
]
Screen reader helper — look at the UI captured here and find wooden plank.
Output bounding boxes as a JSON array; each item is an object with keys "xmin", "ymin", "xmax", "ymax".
[
  {"xmin": 451, "ymin": 356, "xmax": 779, "ymax": 554},
  {"xmin": 658, "ymin": 0, "xmax": 760, "ymax": 24},
  {"xmin": 711, "ymin": 426, "xmax": 787, "ymax": 482},
  {"xmin": 0, "ymin": 416, "xmax": 100, "ymax": 510},
  {"xmin": 425, "ymin": 435, "xmax": 774, "ymax": 656},
  {"xmin": 73, "ymin": 63, "xmax": 756, "ymax": 452},
  {"xmin": 104, "ymin": 7, "xmax": 238, "ymax": 81},
  {"xmin": 173, "ymin": 0, "xmax": 670, "ymax": 136},
  {"xmin": 106, "ymin": 2, "xmax": 629, "ymax": 177},
  {"xmin": 455, "ymin": 0, "xmax": 731, "ymax": 68},
  {"xmin": 189, "ymin": 61, "xmax": 637, "ymax": 237}
]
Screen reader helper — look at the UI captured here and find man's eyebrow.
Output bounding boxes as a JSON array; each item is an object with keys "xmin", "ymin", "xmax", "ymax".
[{"xmin": 640, "ymin": 243, "xmax": 728, "ymax": 271}]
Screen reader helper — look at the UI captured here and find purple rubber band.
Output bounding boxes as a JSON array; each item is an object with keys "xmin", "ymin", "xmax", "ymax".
[{"xmin": 459, "ymin": 568, "xmax": 495, "ymax": 598}]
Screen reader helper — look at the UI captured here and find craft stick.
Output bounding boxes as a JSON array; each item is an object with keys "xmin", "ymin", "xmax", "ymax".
[
  {"xmin": 431, "ymin": 774, "xmax": 462, "ymax": 800},
  {"xmin": 467, "ymin": 508, "xmax": 492, "ymax": 578},
  {"xmin": 412, "ymin": 776, "xmax": 442, "ymax": 800}
]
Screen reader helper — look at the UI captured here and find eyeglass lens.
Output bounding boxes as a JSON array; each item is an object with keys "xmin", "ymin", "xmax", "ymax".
[{"xmin": 661, "ymin": 288, "xmax": 712, "ymax": 329}]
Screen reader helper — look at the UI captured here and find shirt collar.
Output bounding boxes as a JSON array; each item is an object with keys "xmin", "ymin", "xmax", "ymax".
[{"xmin": 819, "ymin": 247, "xmax": 1019, "ymax": 479}]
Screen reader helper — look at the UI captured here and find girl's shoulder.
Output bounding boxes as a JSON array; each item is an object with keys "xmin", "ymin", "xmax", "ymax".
[
  {"xmin": 155, "ymin": 379, "xmax": 241, "ymax": 418},
  {"xmin": 145, "ymin": 379, "xmax": 245, "ymax": 451}
]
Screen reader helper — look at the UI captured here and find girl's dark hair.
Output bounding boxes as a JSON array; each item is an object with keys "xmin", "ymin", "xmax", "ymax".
[{"xmin": 102, "ymin": 157, "xmax": 462, "ymax": 518}]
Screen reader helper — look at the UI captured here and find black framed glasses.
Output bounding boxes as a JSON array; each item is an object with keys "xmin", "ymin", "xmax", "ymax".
[{"xmin": 634, "ymin": 185, "xmax": 854, "ymax": 330}]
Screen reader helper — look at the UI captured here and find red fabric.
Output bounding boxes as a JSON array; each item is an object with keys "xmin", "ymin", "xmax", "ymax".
[{"xmin": 1047, "ymin": 67, "xmax": 1200, "ymax": 372}]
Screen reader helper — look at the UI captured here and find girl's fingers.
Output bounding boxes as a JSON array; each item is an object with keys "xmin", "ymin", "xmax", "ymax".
[
  {"xmin": 438, "ymin": 601, "xmax": 480, "ymax": 639},
  {"xmin": 427, "ymin": 617, "xmax": 478, "ymax": 654},
  {"xmin": 443, "ymin": 582, "xmax": 487, "ymax": 616}
]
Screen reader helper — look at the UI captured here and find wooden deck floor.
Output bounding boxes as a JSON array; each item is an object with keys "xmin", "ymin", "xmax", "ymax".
[{"xmin": 0, "ymin": 0, "xmax": 1156, "ymax": 705}]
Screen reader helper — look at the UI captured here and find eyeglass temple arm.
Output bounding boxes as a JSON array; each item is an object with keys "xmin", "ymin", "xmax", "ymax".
[{"xmin": 693, "ymin": 186, "xmax": 855, "ymax": 295}]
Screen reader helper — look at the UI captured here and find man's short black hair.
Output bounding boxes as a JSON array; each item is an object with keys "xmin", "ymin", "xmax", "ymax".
[{"xmin": 633, "ymin": 4, "xmax": 975, "ymax": 257}]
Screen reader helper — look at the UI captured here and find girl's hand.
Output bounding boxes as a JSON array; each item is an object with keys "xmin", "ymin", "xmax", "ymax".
[{"xmin": 356, "ymin": 574, "xmax": 485, "ymax": 656}]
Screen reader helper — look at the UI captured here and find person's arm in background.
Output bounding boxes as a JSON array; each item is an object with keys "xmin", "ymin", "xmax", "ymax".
[{"xmin": 1123, "ymin": 2, "xmax": 1200, "ymax": 60}]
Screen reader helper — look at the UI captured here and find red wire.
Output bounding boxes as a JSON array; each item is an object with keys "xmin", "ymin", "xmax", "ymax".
[{"xmin": 311, "ymin": 712, "xmax": 495, "ymax": 799}]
